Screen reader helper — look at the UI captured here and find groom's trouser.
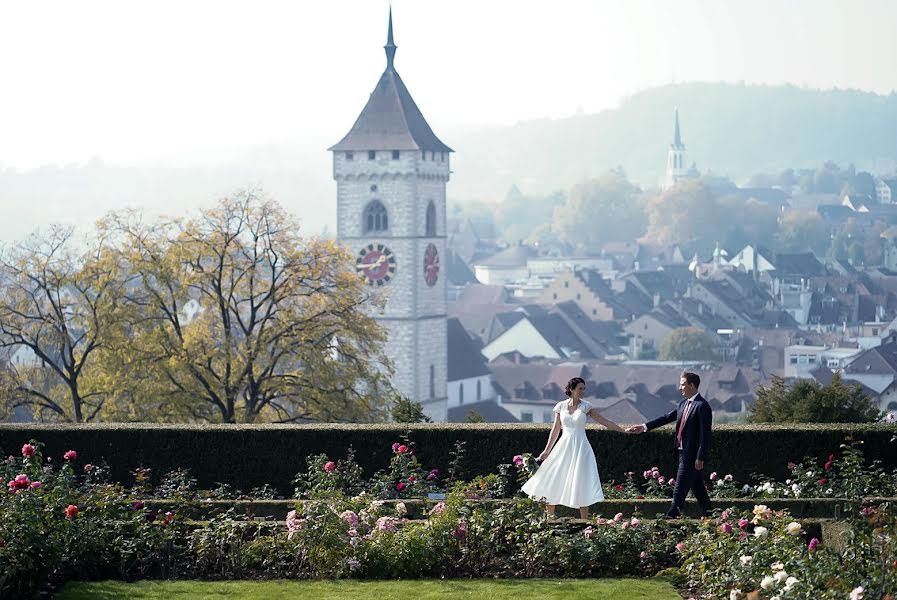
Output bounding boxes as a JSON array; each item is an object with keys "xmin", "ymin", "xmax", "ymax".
[{"xmin": 666, "ymin": 451, "xmax": 711, "ymax": 518}]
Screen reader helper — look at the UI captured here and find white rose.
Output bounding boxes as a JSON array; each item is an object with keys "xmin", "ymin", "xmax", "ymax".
[
  {"xmin": 739, "ymin": 555, "xmax": 752, "ymax": 565},
  {"xmin": 771, "ymin": 596, "xmax": 781, "ymax": 600},
  {"xmin": 774, "ymin": 570, "xmax": 789, "ymax": 584},
  {"xmin": 784, "ymin": 576, "xmax": 798, "ymax": 591},
  {"xmin": 729, "ymin": 590, "xmax": 742, "ymax": 600},
  {"xmin": 785, "ymin": 479, "xmax": 791, "ymax": 484},
  {"xmin": 716, "ymin": 479, "xmax": 724, "ymax": 487},
  {"xmin": 770, "ymin": 561, "xmax": 784, "ymax": 571},
  {"xmin": 785, "ymin": 521, "xmax": 802, "ymax": 535},
  {"xmin": 805, "ymin": 471, "xmax": 813, "ymax": 477},
  {"xmin": 761, "ymin": 575, "xmax": 776, "ymax": 590},
  {"xmin": 754, "ymin": 526, "xmax": 769, "ymax": 538}
]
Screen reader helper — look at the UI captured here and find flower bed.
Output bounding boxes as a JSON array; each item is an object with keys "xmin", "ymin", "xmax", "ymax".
[{"xmin": 2, "ymin": 435, "xmax": 897, "ymax": 599}]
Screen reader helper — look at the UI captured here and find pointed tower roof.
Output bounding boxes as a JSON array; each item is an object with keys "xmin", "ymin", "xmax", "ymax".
[
  {"xmin": 672, "ymin": 109, "xmax": 684, "ymax": 149},
  {"xmin": 329, "ymin": 9, "xmax": 452, "ymax": 153}
]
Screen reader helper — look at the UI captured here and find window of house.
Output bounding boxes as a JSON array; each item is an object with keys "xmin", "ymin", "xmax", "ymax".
[
  {"xmin": 564, "ymin": 281, "xmax": 569, "ymax": 288},
  {"xmin": 370, "ymin": 184, "xmax": 378, "ymax": 192},
  {"xmin": 789, "ymin": 356, "xmax": 798, "ymax": 365},
  {"xmin": 592, "ymin": 309, "xmax": 597, "ymax": 316},
  {"xmin": 346, "ymin": 152, "xmax": 354, "ymax": 161},
  {"xmin": 431, "ymin": 152, "xmax": 435, "ymax": 160},
  {"xmin": 553, "ymin": 293, "xmax": 557, "ymax": 300},
  {"xmin": 392, "ymin": 150, "xmax": 400, "ymax": 160},
  {"xmin": 364, "ymin": 200, "xmax": 389, "ymax": 233},
  {"xmin": 576, "ymin": 293, "xmax": 581, "ymax": 300},
  {"xmin": 543, "ymin": 411, "xmax": 554, "ymax": 423},
  {"xmin": 368, "ymin": 151, "xmax": 376, "ymax": 160},
  {"xmin": 459, "ymin": 383, "xmax": 464, "ymax": 405},
  {"xmin": 514, "ymin": 387, "xmax": 526, "ymax": 399},
  {"xmin": 421, "ymin": 151, "xmax": 426, "ymax": 160},
  {"xmin": 476, "ymin": 380, "xmax": 481, "ymax": 401},
  {"xmin": 520, "ymin": 412, "xmax": 533, "ymax": 423},
  {"xmin": 873, "ymin": 328, "xmax": 879, "ymax": 336},
  {"xmin": 429, "ymin": 365, "xmax": 435, "ymax": 398}
]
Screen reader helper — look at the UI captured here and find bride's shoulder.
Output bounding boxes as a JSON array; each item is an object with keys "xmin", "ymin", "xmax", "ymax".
[{"xmin": 552, "ymin": 399, "xmax": 567, "ymax": 413}]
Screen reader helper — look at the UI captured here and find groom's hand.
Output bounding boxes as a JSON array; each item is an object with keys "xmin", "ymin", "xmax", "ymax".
[
  {"xmin": 695, "ymin": 459, "xmax": 704, "ymax": 470},
  {"xmin": 625, "ymin": 424, "xmax": 647, "ymax": 434}
]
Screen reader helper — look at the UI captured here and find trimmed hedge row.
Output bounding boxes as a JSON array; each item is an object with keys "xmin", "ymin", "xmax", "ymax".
[{"xmin": 1, "ymin": 423, "xmax": 895, "ymax": 496}]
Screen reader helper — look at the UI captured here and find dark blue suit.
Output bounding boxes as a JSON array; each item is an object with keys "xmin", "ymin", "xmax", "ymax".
[{"xmin": 645, "ymin": 394, "xmax": 712, "ymax": 517}]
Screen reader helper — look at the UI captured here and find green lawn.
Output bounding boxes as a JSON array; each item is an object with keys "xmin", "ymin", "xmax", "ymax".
[{"xmin": 56, "ymin": 579, "xmax": 682, "ymax": 600}]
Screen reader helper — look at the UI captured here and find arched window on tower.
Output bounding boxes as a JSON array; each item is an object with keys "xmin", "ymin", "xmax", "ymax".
[
  {"xmin": 429, "ymin": 365, "xmax": 435, "ymax": 398},
  {"xmin": 425, "ymin": 201, "xmax": 436, "ymax": 237},
  {"xmin": 363, "ymin": 200, "xmax": 388, "ymax": 233}
]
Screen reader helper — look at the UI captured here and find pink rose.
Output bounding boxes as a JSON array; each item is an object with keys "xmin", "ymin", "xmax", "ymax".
[
  {"xmin": 709, "ymin": 472, "xmax": 718, "ymax": 481},
  {"xmin": 164, "ymin": 511, "xmax": 174, "ymax": 524},
  {"xmin": 65, "ymin": 504, "xmax": 79, "ymax": 519},
  {"xmin": 63, "ymin": 450, "xmax": 78, "ymax": 462},
  {"xmin": 652, "ymin": 471, "xmax": 660, "ymax": 479},
  {"xmin": 429, "ymin": 502, "xmax": 446, "ymax": 515},
  {"xmin": 21, "ymin": 444, "xmax": 36, "ymax": 458},
  {"xmin": 621, "ymin": 521, "xmax": 630, "ymax": 529},
  {"xmin": 376, "ymin": 516, "xmax": 397, "ymax": 532},
  {"xmin": 391, "ymin": 443, "xmax": 401, "ymax": 452},
  {"xmin": 614, "ymin": 512, "xmax": 624, "ymax": 521},
  {"xmin": 451, "ymin": 520, "xmax": 468, "ymax": 540},
  {"xmin": 643, "ymin": 470, "xmax": 651, "ymax": 479},
  {"xmin": 720, "ymin": 510, "xmax": 729, "ymax": 521},
  {"xmin": 513, "ymin": 455, "xmax": 524, "ymax": 467},
  {"xmin": 397, "ymin": 445, "xmax": 407, "ymax": 454},
  {"xmin": 639, "ymin": 551, "xmax": 647, "ymax": 559},
  {"xmin": 30, "ymin": 481, "xmax": 41, "ymax": 490},
  {"xmin": 133, "ymin": 501, "xmax": 144, "ymax": 510},
  {"xmin": 724, "ymin": 474, "xmax": 733, "ymax": 482},
  {"xmin": 668, "ymin": 478, "xmax": 675, "ymax": 487},
  {"xmin": 396, "ymin": 482, "xmax": 406, "ymax": 491},
  {"xmin": 7, "ymin": 474, "xmax": 30, "ymax": 492},
  {"xmin": 83, "ymin": 464, "xmax": 94, "ymax": 473},
  {"xmin": 630, "ymin": 517, "xmax": 640, "ymax": 527},
  {"xmin": 596, "ymin": 517, "xmax": 607, "ymax": 525},
  {"xmin": 675, "ymin": 542, "xmax": 685, "ymax": 552},
  {"xmin": 408, "ymin": 475, "xmax": 416, "ymax": 483},
  {"xmin": 340, "ymin": 510, "xmax": 359, "ymax": 527},
  {"xmin": 323, "ymin": 461, "xmax": 336, "ymax": 473},
  {"xmin": 808, "ymin": 537, "xmax": 820, "ymax": 552},
  {"xmin": 720, "ymin": 523, "xmax": 732, "ymax": 534},
  {"xmin": 738, "ymin": 518, "xmax": 749, "ymax": 529},
  {"xmin": 658, "ymin": 476, "xmax": 666, "ymax": 485},
  {"xmin": 427, "ymin": 472, "xmax": 437, "ymax": 481},
  {"xmin": 583, "ymin": 526, "xmax": 595, "ymax": 539}
]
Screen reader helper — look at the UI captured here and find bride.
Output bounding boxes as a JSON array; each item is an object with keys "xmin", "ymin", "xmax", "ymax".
[{"xmin": 521, "ymin": 376, "xmax": 626, "ymax": 519}]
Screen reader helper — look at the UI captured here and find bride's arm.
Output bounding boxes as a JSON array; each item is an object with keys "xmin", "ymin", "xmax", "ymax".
[
  {"xmin": 537, "ymin": 413, "xmax": 562, "ymax": 461},
  {"xmin": 586, "ymin": 408, "xmax": 626, "ymax": 432}
]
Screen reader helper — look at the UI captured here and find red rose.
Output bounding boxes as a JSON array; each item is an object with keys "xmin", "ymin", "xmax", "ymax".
[
  {"xmin": 397, "ymin": 445, "xmax": 407, "ymax": 454},
  {"xmin": 818, "ymin": 478, "xmax": 827, "ymax": 485},
  {"xmin": 21, "ymin": 444, "xmax": 36, "ymax": 458},
  {"xmin": 63, "ymin": 450, "xmax": 78, "ymax": 462},
  {"xmin": 408, "ymin": 475, "xmax": 416, "ymax": 482},
  {"xmin": 396, "ymin": 482, "xmax": 406, "ymax": 491},
  {"xmin": 65, "ymin": 505, "xmax": 78, "ymax": 519},
  {"xmin": 614, "ymin": 484, "xmax": 624, "ymax": 491}
]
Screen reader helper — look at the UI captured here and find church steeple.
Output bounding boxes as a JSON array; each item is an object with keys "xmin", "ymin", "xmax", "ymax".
[
  {"xmin": 664, "ymin": 109, "xmax": 687, "ymax": 190},
  {"xmin": 673, "ymin": 109, "xmax": 683, "ymax": 148},
  {"xmin": 385, "ymin": 7, "xmax": 397, "ymax": 71}
]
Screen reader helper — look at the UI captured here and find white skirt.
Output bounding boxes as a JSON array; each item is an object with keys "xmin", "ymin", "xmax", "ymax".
[{"xmin": 521, "ymin": 430, "xmax": 604, "ymax": 508}]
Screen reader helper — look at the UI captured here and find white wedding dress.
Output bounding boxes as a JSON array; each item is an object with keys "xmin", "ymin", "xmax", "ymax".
[{"xmin": 521, "ymin": 399, "xmax": 605, "ymax": 508}]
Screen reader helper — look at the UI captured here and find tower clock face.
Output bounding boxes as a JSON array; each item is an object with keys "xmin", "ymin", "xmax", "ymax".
[
  {"xmin": 356, "ymin": 243, "xmax": 396, "ymax": 286},
  {"xmin": 423, "ymin": 243, "xmax": 439, "ymax": 287}
]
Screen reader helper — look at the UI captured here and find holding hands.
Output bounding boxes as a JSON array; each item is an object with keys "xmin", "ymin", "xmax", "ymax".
[{"xmin": 625, "ymin": 424, "xmax": 647, "ymax": 434}]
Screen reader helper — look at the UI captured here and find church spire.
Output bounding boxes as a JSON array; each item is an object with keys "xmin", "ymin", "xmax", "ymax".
[
  {"xmin": 385, "ymin": 6, "xmax": 397, "ymax": 71},
  {"xmin": 673, "ymin": 109, "xmax": 683, "ymax": 148}
]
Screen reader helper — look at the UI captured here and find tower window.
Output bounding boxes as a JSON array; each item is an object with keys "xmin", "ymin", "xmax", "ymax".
[
  {"xmin": 426, "ymin": 201, "xmax": 436, "ymax": 236},
  {"xmin": 429, "ymin": 365, "xmax": 435, "ymax": 398},
  {"xmin": 370, "ymin": 184, "xmax": 378, "ymax": 192},
  {"xmin": 476, "ymin": 379, "xmax": 481, "ymax": 401},
  {"xmin": 431, "ymin": 152, "xmax": 435, "ymax": 161},
  {"xmin": 363, "ymin": 200, "xmax": 389, "ymax": 233},
  {"xmin": 368, "ymin": 150, "xmax": 376, "ymax": 160},
  {"xmin": 421, "ymin": 151, "xmax": 426, "ymax": 161},
  {"xmin": 392, "ymin": 150, "xmax": 400, "ymax": 160},
  {"xmin": 459, "ymin": 382, "xmax": 464, "ymax": 405},
  {"xmin": 441, "ymin": 152, "xmax": 445, "ymax": 161},
  {"xmin": 346, "ymin": 152, "xmax": 354, "ymax": 161}
]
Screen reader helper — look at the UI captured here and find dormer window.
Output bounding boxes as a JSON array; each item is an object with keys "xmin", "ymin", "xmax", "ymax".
[
  {"xmin": 392, "ymin": 150, "xmax": 400, "ymax": 160},
  {"xmin": 346, "ymin": 152, "xmax": 354, "ymax": 161},
  {"xmin": 368, "ymin": 151, "xmax": 376, "ymax": 160}
]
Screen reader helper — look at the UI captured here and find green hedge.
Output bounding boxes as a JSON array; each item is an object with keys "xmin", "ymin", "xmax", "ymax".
[{"xmin": 1, "ymin": 423, "xmax": 894, "ymax": 496}]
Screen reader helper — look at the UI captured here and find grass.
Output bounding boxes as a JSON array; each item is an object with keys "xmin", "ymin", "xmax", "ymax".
[{"xmin": 56, "ymin": 579, "xmax": 682, "ymax": 600}]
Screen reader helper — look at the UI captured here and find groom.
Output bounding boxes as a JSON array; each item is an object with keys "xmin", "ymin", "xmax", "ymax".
[{"xmin": 626, "ymin": 371, "xmax": 712, "ymax": 518}]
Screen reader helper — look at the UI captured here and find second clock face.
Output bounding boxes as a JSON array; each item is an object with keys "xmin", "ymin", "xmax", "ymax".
[
  {"xmin": 356, "ymin": 243, "xmax": 396, "ymax": 286},
  {"xmin": 424, "ymin": 243, "xmax": 439, "ymax": 287}
]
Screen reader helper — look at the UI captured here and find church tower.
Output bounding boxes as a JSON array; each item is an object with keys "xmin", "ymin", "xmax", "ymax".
[
  {"xmin": 329, "ymin": 9, "xmax": 451, "ymax": 421},
  {"xmin": 664, "ymin": 109, "xmax": 686, "ymax": 190}
]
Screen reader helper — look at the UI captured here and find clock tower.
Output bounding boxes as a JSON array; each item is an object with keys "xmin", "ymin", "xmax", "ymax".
[{"xmin": 329, "ymin": 9, "xmax": 451, "ymax": 421}]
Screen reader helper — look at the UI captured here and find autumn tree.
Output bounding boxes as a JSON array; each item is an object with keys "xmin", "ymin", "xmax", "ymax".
[
  {"xmin": 0, "ymin": 226, "xmax": 125, "ymax": 421},
  {"xmin": 101, "ymin": 191, "xmax": 397, "ymax": 423},
  {"xmin": 775, "ymin": 210, "xmax": 829, "ymax": 255},
  {"xmin": 749, "ymin": 373, "xmax": 882, "ymax": 423},
  {"xmin": 659, "ymin": 327, "xmax": 718, "ymax": 361},
  {"xmin": 549, "ymin": 170, "xmax": 646, "ymax": 253}
]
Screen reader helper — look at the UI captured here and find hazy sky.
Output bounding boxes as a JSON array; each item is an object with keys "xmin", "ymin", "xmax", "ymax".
[{"xmin": 1, "ymin": 0, "xmax": 896, "ymax": 170}]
